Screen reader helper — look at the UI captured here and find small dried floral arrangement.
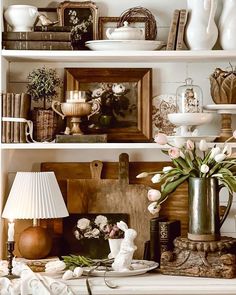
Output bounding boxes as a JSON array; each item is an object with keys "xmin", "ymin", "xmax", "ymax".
[{"xmin": 74, "ymin": 215, "xmax": 124, "ymax": 240}]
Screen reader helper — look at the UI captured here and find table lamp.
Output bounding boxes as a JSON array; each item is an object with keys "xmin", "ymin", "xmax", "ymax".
[{"xmin": 2, "ymin": 172, "xmax": 69, "ymax": 260}]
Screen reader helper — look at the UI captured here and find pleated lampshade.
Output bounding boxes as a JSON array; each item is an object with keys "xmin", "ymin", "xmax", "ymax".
[
  {"xmin": 2, "ymin": 172, "xmax": 69, "ymax": 219},
  {"xmin": 2, "ymin": 172, "xmax": 69, "ymax": 259}
]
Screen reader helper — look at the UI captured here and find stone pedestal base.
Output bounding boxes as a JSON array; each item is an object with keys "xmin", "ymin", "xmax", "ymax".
[{"xmin": 160, "ymin": 237, "xmax": 236, "ymax": 278}]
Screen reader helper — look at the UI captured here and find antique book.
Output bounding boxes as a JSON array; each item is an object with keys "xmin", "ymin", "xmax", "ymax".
[
  {"xmin": 19, "ymin": 93, "xmax": 31, "ymax": 143},
  {"xmin": 34, "ymin": 26, "xmax": 72, "ymax": 32},
  {"xmin": 2, "ymin": 41, "xmax": 72, "ymax": 50},
  {"xmin": 176, "ymin": 9, "xmax": 188, "ymax": 50},
  {"xmin": 2, "ymin": 31, "xmax": 72, "ymax": 41},
  {"xmin": 55, "ymin": 134, "xmax": 108, "ymax": 143},
  {"xmin": 10, "ymin": 93, "xmax": 15, "ymax": 142},
  {"xmin": 149, "ymin": 216, "xmax": 167, "ymax": 264},
  {"xmin": 1, "ymin": 93, "xmax": 7, "ymax": 143},
  {"xmin": 159, "ymin": 220, "xmax": 181, "ymax": 254},
  {"xmin": 166, "ymin": 9, "xmax": 180, "ymax": 50},
  {"xmin": 6, "ymin": 93, "xmax": 12, "ymax": 143},
  {"xmin": 13, "ymin": 93, "xmax": 21, "ymax": 143}
]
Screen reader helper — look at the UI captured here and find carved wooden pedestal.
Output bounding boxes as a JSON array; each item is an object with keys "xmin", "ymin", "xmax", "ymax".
[{"xmin": 160, "ymin": 237, "xmax": 236, "ymax": 278}]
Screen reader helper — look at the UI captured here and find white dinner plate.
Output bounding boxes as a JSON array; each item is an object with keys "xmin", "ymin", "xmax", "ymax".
[
  {"xmin": 82, "ymin": 260, "xmax": 158, "ymax": 277},
  {"xmin": 203, "ymin": 104, "xmax": 236, "ymax": 114},
  {"xmin": 167, "ymin": 135, "xmax": 219, "ymax": 143},
  {"xmin": 204, "ymin": 104, "xmax": 236, "ymax": 110},
  {"xmin": 85, "ymin": 40, "xmax": 165, "ymax": 51}
]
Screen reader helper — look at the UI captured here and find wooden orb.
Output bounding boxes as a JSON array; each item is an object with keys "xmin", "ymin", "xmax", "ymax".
[{"xmin": 18, "ymin": 226, "xmax": 52, "ymax": 259}]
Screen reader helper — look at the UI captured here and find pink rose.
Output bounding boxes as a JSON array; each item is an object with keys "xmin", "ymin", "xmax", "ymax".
[
  {"xmin": 154, "ymin": 133, "xmax": 168, "ymax": 145},
  {"xmin": 168, "ymin": 147, "xmax": 180, "ymax": 159}
]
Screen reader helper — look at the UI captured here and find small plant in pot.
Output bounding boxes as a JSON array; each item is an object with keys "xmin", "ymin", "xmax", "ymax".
[{"xmin": 27, "ymin": 67, "xmax": 62, "ymax": 142}]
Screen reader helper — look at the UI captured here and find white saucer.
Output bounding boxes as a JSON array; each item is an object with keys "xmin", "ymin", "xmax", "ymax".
[
  {"xmin": 167, "ymin": 135, "xmax": 218, "ymax": 143},
  {"xmin": 85, "ymin": 40, "xmax": 165, "ymax": 51}
]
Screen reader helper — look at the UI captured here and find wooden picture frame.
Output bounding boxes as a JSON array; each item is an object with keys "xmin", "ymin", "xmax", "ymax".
[
  {"xmin": 57, "ymin": 1, "xmax": 98, "ymax": 40},
  {"xmin": 98, "ymin": 16, "xmax": 150, "ymax": 40},
  {"xmin": 65, "ymin": 68, "xmax": 152, "ymax": 142}
]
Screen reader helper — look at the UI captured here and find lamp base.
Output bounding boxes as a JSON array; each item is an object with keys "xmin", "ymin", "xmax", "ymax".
[{"xmin": 18, "ymin": 226, "xmax": 52, "ymax": 260}]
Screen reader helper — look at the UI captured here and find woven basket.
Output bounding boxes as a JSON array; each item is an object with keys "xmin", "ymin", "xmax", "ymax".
[{"xmin": 32, "ymin": 109, "xmax": 58, "ymax": 142}]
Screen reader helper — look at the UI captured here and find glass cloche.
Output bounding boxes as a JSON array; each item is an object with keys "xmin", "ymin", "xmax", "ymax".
[{"xmin": 176, "ymin": 78, "xmax": 203, "ymax": 113}]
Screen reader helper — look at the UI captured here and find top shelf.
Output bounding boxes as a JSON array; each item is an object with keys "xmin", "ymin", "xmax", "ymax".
[{"xmin": 2, "ymin": 50, "xmax": 236, "ymax": 63}]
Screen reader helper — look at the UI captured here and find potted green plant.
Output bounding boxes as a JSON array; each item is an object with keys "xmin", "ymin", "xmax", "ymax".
[{"xmin": 27, "ymin": 67, "xmax": 62, "ymax": 142}]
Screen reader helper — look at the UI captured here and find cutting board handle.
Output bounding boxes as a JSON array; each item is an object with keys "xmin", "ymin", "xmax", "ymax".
[
  {"xmin": 90, "ymin": 160, "xmax": 103, "ymax": 179},
  {"xmin": 119, "ymin": 153, "xmax": 129, "ymax": 185}
]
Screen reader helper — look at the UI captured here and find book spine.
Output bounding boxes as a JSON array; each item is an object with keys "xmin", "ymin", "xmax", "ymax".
[
  {"xmin": 176, "ymin": 9, "xmax": 188, "ymax": 50},
  {"xmin": 6, "ymin": 93, "xmax": 12, "ymax": 143},
  {"xmin": 2, "ymin": 31, "xmax": 71, "ymax": 41},
  {"xmin": 2, "ymin": 41, "xmax": 72, "ymax": 50},
  {"xmin": 10, "ymin": 93, "xmax": 15, "ymax": 143},
  {"xmin": 1, "ymin": 93, "xmax": 7, "ymax": 143},
  {"xmin": 34, "ymin": 26, "xmax": 72, "ymax": 32},
  {"xmin": 166, "ymin": 10, "xmax": 180, "ymax": 50},
  {"xmin": 13, "ymin": 93, "xmax": 21, "ymax": 143},
  {"xmin": 150, "ymin": 216, "xmax": 167, "ymax": 264},
  {"xmin": 19, "ymin": 93, "xmax": 31, "ymax": 143},
  {"xmin": 159, "ymin": 220, "xmax": 181, "ymax": 255}
]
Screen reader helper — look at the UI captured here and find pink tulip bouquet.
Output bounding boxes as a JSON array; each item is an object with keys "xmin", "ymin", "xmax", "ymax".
[{"xmin": 137, "ymin": 132, "xmax": 236, "ymax": 215}]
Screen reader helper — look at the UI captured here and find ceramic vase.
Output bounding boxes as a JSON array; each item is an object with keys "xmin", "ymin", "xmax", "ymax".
[
  {"xmin": 185, "ymin": 0, "xmax": 218, "ymax": 50},
  {"xmin": 108, "ymin": 238, "xmax": 123, "ymax": 259},
  {"xmin": 219, "ymin": 0, "xmax": 236, "ymax": 50},
  {"xmin": 188, "ymin": 177, "xmax": 232, "ymax": 241}
]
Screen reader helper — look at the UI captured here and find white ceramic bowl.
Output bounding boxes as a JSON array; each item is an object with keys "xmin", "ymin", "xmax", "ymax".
[
  {"xmin": 168, "ymin": 113, "xmax": 214, "ymax": 126},
  {"xmin": 4, "ymin": 5, "xmax": 38, "ymax": 32}
]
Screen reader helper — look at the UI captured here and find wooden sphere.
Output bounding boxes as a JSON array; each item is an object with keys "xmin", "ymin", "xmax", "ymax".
[{"xmin": 18, "ymin": 226, "xmax": 52, "ymax": 259}]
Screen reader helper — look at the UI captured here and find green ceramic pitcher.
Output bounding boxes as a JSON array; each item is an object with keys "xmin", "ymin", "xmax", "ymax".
[{"xmin": 188, "ymin": 177, "xmax": 233, "ymax": 241}]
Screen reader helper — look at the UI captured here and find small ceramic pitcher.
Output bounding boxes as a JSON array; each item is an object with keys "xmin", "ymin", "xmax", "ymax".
[{"xmin": 185, "ymin": 0, "xmax": 218, "ymax": 50}]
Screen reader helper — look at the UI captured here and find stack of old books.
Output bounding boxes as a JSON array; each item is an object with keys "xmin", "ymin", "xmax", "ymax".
[
  {"xmin": 1, "ymin": 93, "xmax": 31, "ymax": 143},
  {"xmin": 2, "ymin": 29, "xmax": 72, "ymax": 50}
]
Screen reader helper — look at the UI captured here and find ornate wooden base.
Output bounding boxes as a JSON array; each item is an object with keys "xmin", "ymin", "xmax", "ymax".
[{"xmin": 160, "ymin": 237, "xmax": 236, "ymax": 278}]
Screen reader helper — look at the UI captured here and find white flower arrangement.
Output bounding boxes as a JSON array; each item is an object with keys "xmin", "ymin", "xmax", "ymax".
[{"xmin": 137, "ymin": 131, "xmax": 236, "ymax": 215}]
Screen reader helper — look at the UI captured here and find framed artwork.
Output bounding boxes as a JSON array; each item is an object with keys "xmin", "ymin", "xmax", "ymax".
[
  {"xmin": 65, "ymin": 68, "xmax": 152, "ymax": 142},
  {"xmin": 152, "ymin": 94, "xmax": 177, "ymax": 136},
  {"xmin": 98, "ymin": 16, "xmax": 150, "ymax": 40},
  {"xmin": 57, "ymin": 1, "xmax": 98, "ymax": 40},
  {"xmin": 62, "ymin": 213, "xmax": 129, "ymax": 259}
]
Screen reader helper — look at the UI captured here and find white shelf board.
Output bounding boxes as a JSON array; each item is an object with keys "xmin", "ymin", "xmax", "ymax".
[
  {"xmin": 0, "ymin": 142, "xmax": 162, "ymax": 150},
  {"xmin": 1, "ymin": 142, "xmax": 235, "ymax": 150},
  {"xmin": 2, "ymin": 49, "xmax": 236, "ymax": 63}
]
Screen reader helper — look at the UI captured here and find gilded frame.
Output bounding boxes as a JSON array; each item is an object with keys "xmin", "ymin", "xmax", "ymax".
[
  {"xmin": 64, "ymin": 68, "xmax": 152, "ymax": 142},
  {"xmin": 57, "ymin": 1, "xmax": 98, "ymax": 39}
]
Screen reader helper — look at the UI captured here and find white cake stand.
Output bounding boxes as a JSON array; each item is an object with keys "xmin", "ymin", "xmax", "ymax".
[
  {"xmin": 168, "ymin": 113, "xmax": 214, "ymax": 135},
  {"xmin": 203, "ymin": 104, "xmax": 236, "ymax": 142}
]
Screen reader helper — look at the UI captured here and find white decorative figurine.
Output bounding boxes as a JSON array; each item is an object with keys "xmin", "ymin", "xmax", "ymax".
[{"xmin": 112, "ymin": 221, "xmax": 137, "ymax": 272}]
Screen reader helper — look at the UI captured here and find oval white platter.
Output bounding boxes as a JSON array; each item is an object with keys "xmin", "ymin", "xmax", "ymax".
[
  {"xmin": 85, "ymin": 40, "xmax": 165, "ymax": 51},
  {"xmin": 167, "ymin": 135, "xmax": 219, "ymax": 143},
  {"xmin": 82, "ymin": 260, "xmax": 158, "ymax": 277}
]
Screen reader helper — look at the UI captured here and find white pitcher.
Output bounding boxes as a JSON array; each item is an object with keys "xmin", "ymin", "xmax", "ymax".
[
  {"xmin": 219, "ymin": 0, "xmax": 236, "ymax": 50},
  {"xmin": 185, "ymin": 0, "xmax": 218, "ymax": 50}
]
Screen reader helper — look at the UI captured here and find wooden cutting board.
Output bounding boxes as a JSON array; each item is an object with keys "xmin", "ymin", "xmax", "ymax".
[{"xmin": 67, "ymin": 153, "xmax": 151, "ymax": 259}]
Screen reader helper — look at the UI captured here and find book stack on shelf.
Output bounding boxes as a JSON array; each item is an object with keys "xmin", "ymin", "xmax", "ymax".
[
  {"xmin": 166, "ymin": 9, "xmax": 188, "ymax": 50},
  {"xmin": 2, "ymin": 29, "xmax": 73, "ymax": 50},
  {"xmin": 1, "ymin": 93, "xmax": 31, "ymax": 143},
  {"xmin": 148, "ymin": 217, "xmax": 181, "ymax": 266}
]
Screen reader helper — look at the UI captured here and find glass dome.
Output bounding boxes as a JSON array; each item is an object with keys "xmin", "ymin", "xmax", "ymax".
[{"xmin": 176, "ymin": 78, "xmax": 203, "ymax": 113}]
